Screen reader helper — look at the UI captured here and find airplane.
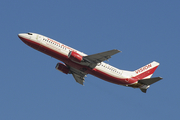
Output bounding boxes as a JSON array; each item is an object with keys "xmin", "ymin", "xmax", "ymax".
[{"xmin": 18, "ymin": 32, "xmax": 162, "ymax": 93}]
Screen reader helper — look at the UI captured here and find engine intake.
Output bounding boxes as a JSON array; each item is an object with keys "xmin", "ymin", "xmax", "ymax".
[
  {"xmin": 55, "ymin": 63, "xmax": 70, "ymax": 74},
  {"xmin": 68, "ymin": 51, "xmax": 83, "ymax": 63}
]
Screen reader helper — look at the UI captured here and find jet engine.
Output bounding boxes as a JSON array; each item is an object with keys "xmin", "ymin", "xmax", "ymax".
[
  {"xmin": 68, "ymin": 51, "xmax": 83, "ymax": 63},
  {"xmin": 55, "ymin": 63, "xmax": 70, "ymax": 74}
]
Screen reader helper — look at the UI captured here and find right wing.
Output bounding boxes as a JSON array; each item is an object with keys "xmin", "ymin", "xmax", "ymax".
[{"xmin": 66, "ymin": 49, "xmax": 121, "ymax": 85}]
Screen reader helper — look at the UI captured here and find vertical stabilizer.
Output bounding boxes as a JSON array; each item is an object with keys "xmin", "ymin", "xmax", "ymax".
[
  {"xmin": 131, "ymin": 61, "xmax": 162, "ymax": 93},
  {"xmin": 133, "ymin": 61, "xmax": 160, "ymax": 80}
]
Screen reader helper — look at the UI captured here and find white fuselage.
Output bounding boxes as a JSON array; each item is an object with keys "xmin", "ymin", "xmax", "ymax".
[{"xmin": 18, "ymin": 33, "xmax": 159, "ymax": 89}]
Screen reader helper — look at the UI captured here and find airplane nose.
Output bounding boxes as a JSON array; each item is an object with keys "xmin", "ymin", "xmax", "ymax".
[
  {"xmin": 18, "ymin": 33, "xmax": 25, "ymax": 39},
  {"xmin": 18, "ymin": 33, "xmax": 29, "ymax": 43},
  {"xmin": 18, "ymin": 33, "xmax": 30, "ymax": 41}
]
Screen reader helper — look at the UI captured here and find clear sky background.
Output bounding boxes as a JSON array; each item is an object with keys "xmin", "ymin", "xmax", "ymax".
[{"xmin": 1, "ymin": 0, "xmax": 180, "ymax": 120}]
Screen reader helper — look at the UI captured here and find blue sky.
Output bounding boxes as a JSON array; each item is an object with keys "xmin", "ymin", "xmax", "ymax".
[{"xmin": 1, "ymin": 0, "xmax": 180, "ymax": 119}]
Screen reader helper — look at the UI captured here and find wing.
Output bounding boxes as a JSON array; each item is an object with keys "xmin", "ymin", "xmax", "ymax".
[
  {"xmin": 72, "ymin": 74, "xmax": 85, "ymax": 85},
  {"xmin": 66, "ymin": 49, "xmax": 121, "ymax": 85},
  {"xmin": 84, "ymin": 49, "xmax": 121, "ymax": 62},
  {"xmin": 69, "ymin": 66, "xmax": 87, "ymax": 85},
  {"xmin": 83, "ymin": 49, "xmax": 121, "ymax": 68}
]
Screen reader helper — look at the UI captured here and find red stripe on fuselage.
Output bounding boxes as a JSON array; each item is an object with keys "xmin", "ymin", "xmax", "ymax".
[
  {"xmin": 89, "ymin": 69, "xmax": 136, "ymax": 85},
  {"xmin": 20, "ymin": 37, "xmax": 137, "ymax": 85}
]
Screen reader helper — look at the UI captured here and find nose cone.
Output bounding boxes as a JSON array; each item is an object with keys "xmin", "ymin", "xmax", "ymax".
[
  {"xmin": 18, "ymin": 33, "xmax": 31, "ymax": 45},
  {"xmin": 18, "ymin": 33, "xmax": 26, "ymax": 39},
  {"xmin": 18, "ymin": 33, "xmax": 22, "ymax": 38},
  {"xmin": 18, "ymin": 33, "xmax": 31, "ymax": 42}
]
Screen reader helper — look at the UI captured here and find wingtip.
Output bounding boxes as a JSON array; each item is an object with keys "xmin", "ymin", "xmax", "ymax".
[
  {"xmin": 156, "ymin": 77, "xmax": 163, "ymax": 81},
  {"xmin": 115, "ymin": 49, "xmax": 122, "ymax": 53}
]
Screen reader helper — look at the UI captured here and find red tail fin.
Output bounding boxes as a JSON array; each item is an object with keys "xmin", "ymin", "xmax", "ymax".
[{"xmin": 133, "ymin": 61, "xmax": 159, "ymax": 80}]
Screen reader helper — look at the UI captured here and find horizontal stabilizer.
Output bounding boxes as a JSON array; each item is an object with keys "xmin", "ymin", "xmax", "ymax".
[
  {"xmin": 139, "ymin": 77, "xmax": 163, "ymax": 93},
  {"xmin": 140, "ymin": 89, "xmax": 147, "ymax": 93},
  {"xmin": 138, "ymin": 77, "xmax": 163, "ymax": 85}
]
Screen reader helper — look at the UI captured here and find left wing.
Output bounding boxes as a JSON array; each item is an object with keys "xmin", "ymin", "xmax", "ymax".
[
  {"xmin": 83, "ymin": 49, "xmax": 121, "ymax": 68},
  {"xmin": 72, "ymin": 74, "xmax": 85, "ymax": 85},
  {"xmin": 69, "ymin": 66, "xmax": 87, "ymax": 85}
]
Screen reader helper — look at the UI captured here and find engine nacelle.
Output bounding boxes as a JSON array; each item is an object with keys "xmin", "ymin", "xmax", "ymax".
[
  {"xmin": 68, "ymin": 51, "xmax": 83, "ymax": 63},
  {"xmin": 55, "ymin": 63, "xmax": 70, "ymax": 74}
]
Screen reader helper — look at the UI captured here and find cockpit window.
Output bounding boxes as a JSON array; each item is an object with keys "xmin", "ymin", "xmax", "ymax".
[{"xmin": 27, "ymin": 32, "xmax": 33, "ymax": 35}]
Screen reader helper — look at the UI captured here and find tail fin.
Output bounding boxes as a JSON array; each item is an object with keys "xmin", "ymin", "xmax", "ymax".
[
  {"xmin": 132, "ymin": 61, "xmax": 162, "ymax": 93},
  {"xmin": 133, "ymin": 61, "xmax": 160, "ymax": 80}
]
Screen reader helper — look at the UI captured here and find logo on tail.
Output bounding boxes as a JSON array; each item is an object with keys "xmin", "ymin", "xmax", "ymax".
[{"xmin": 135, "ymin": 64, "xmax": 152, "ymax": 74}]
